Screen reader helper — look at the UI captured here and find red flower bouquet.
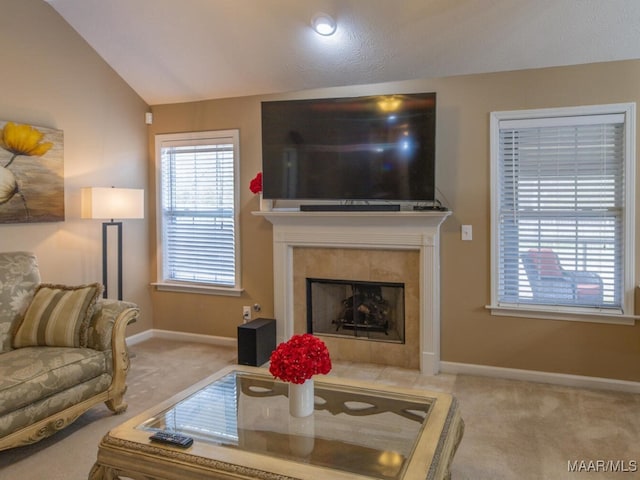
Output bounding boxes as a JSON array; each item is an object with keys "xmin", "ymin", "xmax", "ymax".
[
  {"xmin": 269, "ymin": 334, "xmax": 332, "ymax": 384},
  {"xmin": 249, "ymin": 172, "xmax": 262, "ymax": 194}
]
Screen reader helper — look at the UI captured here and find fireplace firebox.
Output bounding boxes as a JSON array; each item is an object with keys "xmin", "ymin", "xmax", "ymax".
[{"xmin": 306, "ymin": 278, "xmax": 405, "ymax": 343}]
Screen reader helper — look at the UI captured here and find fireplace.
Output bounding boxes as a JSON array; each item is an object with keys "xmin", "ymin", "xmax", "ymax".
[
  {"xmin": 293, "ymin": 247, "xmax": 418, "ymax": 368},
  {"xmin": 307, "ymin": 278, "xmax": 405, "ymax": 343},
  {"xmin": 254, "ymin": 210, "xmax": 450, "ymax": 374}
]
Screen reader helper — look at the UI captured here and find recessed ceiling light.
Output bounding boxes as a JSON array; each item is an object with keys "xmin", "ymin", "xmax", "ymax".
[{"xmin": 311, "ymin": 12, "xmax": 337, "ymax": 36}]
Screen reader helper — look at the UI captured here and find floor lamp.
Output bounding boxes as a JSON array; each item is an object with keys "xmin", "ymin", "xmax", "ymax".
[{"xmin": 81, "ymin": 187, "xmax": 144, "ymax": 300}]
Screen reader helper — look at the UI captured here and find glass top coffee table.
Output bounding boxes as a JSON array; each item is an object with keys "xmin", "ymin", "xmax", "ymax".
[{"xmin": 90, "ymin": 365, "xmax": 463, "ymax": 480}]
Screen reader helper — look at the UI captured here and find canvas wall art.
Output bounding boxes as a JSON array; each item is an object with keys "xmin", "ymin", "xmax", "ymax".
[{"xmin": 0, "ymin": 121, "xmax": 64, "ymax": 223}]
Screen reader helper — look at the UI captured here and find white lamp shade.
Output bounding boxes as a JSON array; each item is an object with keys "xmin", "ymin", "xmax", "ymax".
[{"xmin": 81, "ymin": 187, "xmax": 144, "ymax": 220}]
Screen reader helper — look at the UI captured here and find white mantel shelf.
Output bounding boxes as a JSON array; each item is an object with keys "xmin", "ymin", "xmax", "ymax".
[
  {"xmin": 253, "ymin": 208, "xmax": 451, "ymax": 375},
  {"xmin": 253, "ymin": 210, "xmax": 451, "ymax": 245},
  {"xmin": 253, "ymin": 209, "xmax": 451, "ymax": 224}
]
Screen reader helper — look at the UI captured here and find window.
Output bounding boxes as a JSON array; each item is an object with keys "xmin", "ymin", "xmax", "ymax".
[
  {"xmin": 154, "ymin": 130, "xmax": 241, "ymax": 296},
  {"xmin": 490, "ymin": 104, "xmax": 635, "ymax": 323}
]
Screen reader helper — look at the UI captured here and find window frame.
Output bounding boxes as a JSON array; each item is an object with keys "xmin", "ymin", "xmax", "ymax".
[
  {"xmin": 489, "ymin": 103, "xmax": 636, "ymax": 324},
  {"xmin": 153, "ymin": 129, "xmax": 242, "ymax": 297}
]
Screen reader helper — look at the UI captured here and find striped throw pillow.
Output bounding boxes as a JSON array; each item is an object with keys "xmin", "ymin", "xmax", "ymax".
[{"xmin": 12, "ymin": 283, "xmax": 102, "ymax": 348}]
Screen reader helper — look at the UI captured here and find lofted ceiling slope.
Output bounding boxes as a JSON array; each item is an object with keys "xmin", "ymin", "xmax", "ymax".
[{"xmin": 45, "ymin": 0, "xmax": 640, "ymax": 106}]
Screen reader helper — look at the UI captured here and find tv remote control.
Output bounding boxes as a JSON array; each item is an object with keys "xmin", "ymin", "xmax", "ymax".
[{"xmin": 149, "ymin": 431, "xmax": 194, "ymax": 448}]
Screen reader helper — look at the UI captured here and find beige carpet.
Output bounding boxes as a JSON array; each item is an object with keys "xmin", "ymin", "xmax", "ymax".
[{"xmin": 1, "ymin": 338, "xmax": 638, "ymax": 479}]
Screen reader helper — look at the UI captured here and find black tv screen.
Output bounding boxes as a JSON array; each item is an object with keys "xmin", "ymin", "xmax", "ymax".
[{"xmin": 261, "ymin": 92, "xmax": 436, "ymax": 202}]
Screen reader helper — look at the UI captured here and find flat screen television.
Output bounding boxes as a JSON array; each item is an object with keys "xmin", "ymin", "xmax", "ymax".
[{"xmin": 261, "ymin": 92, "xmax": 436, "ymax": 204}]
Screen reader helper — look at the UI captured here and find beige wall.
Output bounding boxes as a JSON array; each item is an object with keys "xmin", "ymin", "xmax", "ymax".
[
  {"xmin": 0, "ymin": 0, "xmax": 152, "ymax": 335},
  {"xmin": 147, "ymin": 96, "xmax": 275, "ymax": 338},
  {"xmin": 151, "ymin": 59, "xmax": 640, "ymax": 381},
  {"xmin": 10, "ymin": 0, "xmax": 637, "ymax": 382},
  {"xmin": 437, "ymin": 62, "xmax": 640, "ymax": 382},
  {"xmin": 430, "ymin": 63, "xmax": 640, "ymax": 382}
]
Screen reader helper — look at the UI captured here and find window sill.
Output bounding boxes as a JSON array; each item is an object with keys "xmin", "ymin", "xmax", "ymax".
[
  {"xmin": 486, "ymin": 304, "xmax": 637, "ymax": 326},
  {"xmin": 152, "ymin": 282, "xmax": 243, "ymax": 297}
]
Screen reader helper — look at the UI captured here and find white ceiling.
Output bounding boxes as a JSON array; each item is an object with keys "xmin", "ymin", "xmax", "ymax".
[{"xmin": 45, "ymin": 0, "xmax": 640, "ymax": 106}]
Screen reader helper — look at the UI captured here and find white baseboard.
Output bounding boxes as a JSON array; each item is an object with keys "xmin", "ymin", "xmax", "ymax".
[
  {"xmin": 126, "ymin": 329, "xmax": 155, "ymax": 345},
  {"xmin": 127, "ymin": 329, "xmax": 236, "ymax": 348},
  {"xmin": 126, "ymin": 330, "xmax": 640, "ymax": 393},
  {"xmin": 440, "ymin": 361, "xmax": 640, "ymax": 394}
]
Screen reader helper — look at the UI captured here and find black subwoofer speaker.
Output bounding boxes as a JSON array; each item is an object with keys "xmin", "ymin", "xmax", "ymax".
[{"xmin": 237, "ymin": 318, "xmax": 276, "ymax": 366}]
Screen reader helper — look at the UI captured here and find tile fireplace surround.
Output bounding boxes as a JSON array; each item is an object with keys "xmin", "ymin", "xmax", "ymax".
[
  {"xmin": 254, "ymin": 210, "xmax": 450, "ymax": 375},
  {"xmin": 295, "ymin": 248, "xmax": 419, "ymax": 369}
]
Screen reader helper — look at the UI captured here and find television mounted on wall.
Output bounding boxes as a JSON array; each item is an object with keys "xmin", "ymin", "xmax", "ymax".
[{"xmin": 261, "ymin": 92, "xmax": 436, "ymax": 205}]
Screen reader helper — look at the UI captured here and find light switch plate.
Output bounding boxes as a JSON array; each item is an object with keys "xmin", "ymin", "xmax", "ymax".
[{"xmin": 461, "ymin": 225, "xmax": 472, "ymax": 241}]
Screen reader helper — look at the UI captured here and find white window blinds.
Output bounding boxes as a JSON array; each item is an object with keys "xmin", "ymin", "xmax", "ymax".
[
  {"xmin": 494, "ymin": 110, "xmax": 631, "ymax": 312},
  {"xmin": 157, "ymin": 130, "xmax": 239, "ymax": 289}
]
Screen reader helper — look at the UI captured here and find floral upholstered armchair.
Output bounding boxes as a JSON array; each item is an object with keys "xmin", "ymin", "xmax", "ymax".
[{"xmin": 0, "ymin": 251, "xmax": 139, "ymax": 451}]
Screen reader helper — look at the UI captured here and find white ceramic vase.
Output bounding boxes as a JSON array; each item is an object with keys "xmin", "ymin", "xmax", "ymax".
[{"xmin": 289, "ymin": 378, "xmax": 314, "ymax": 417}]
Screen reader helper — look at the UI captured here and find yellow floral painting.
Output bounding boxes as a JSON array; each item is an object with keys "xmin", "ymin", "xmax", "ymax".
[{"xmin": 0, "ymin": 121, "xmax": 64, "ymax": 223}]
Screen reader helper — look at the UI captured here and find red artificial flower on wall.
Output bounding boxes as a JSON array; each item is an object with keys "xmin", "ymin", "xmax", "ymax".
[
  {"xmin": 269, "ymin": 333, "xmax": 332, "ymax": 384},
  {"xmin": 249, "ymin": 172, "xmax": 262, "ymax": 194}
]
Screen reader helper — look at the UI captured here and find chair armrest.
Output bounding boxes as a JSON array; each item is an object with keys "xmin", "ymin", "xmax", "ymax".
[
  {"xmin": 567, "ymin": 270, "xmax": 603, "ymax": 287},
  {"xmin": 86, "ymin": 299, "xmax": 139, "ymax": 352},
  {"xmin": 86, "ymin": 299, "xmax": 139, "ymax": 414}
]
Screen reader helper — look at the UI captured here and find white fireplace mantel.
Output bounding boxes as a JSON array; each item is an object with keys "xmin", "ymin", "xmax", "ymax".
[{"xmin": 253, "ymin": 209, "xmax": 451, "ymax": 375}]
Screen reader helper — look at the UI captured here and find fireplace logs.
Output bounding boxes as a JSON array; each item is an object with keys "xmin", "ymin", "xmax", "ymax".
[
  {"xmin": 334, "ymin": 284, "xmax": 390, "ymax": 334},
  {"xmin": 307, "ymin": 277, "xmax": 405, "ymax": 343}
]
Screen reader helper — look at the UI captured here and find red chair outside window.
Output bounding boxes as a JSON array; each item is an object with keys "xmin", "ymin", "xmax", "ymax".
[{"xmin": 521, "ymin": 248, "xmax": 603, "ymax": 306}]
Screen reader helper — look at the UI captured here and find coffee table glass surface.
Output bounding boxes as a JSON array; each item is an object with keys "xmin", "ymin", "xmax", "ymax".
[
  {"xmin": 91, "ymin": 366, "xmax": 463, "ymax": 480},
  {"xmin": 138, "ymin": 369, "xmax": 430, "ymax": 479}
]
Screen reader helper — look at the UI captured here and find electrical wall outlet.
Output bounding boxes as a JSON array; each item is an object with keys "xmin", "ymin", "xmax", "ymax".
[{"xmin": 243, "ymin": 306, "xmax": 251, "ymax": 323}]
